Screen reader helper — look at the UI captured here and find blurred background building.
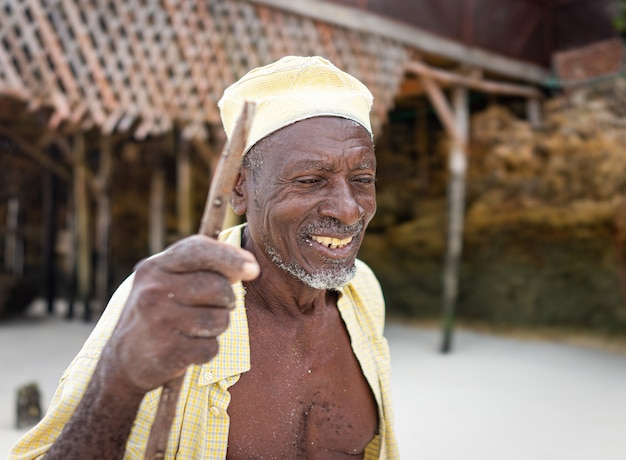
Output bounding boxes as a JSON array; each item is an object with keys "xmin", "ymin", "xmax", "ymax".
[{"xmin": 0, "ymin": 0, "xmax": 624, "ymax": 341}]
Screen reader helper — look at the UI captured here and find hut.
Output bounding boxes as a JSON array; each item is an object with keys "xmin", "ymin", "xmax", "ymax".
[{"xmin": 0, "ymin": 1, "xmax": 621, "ymax": 336}]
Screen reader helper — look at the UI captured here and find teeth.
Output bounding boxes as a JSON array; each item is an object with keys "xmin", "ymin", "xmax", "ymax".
[{"xmin": 311, "ymin": 235, "xmax": 353, "ymax": 249}]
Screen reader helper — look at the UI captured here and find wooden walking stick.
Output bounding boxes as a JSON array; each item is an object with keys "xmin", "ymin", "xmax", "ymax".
[{"xmin": 144, "ymin": 101, "xmax": 255, "ymax": 460}]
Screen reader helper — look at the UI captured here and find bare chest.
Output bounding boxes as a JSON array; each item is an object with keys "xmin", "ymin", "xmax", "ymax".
[{"xmin": 226, "ymin": 311, "xmax": 379, "ymax": 459}]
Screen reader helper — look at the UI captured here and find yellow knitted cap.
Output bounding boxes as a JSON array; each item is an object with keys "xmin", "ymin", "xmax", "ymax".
[{"xmin": 218, "ymin": 56, "xmax": 374, "ymax": 153}]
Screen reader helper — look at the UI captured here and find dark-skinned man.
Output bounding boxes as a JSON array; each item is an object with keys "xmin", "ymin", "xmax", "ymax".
[{"xmin": 11, "ymin": 55, "xmax": 399, "ymax": 459}]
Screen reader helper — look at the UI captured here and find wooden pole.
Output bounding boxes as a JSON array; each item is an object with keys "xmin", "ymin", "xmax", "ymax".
[
  {"xmin": 526, "ymin": 98, "xmax": 542, "ymax": 128},
  {"xmin": 94, "ymin": 136, "xmax": 112, "ymax": 316},
  {"xmin": 198, "ymin": 137, "xmax": 241, "ymax": 230},
  {"xmin": 149, "ymin": 164, "xmax": 166, "ymax": 255},
  {"xmin": 66, "ymin": 191, "xmax": 77, "ymax": 319},
  {"xmin": 176, "ymin": 137, "xmax": 193, "ymax": 238},
  {"xmin": 414, "ymin": 63, "xmax": 537, "ymax": 351},
  {"xmin": 72, "ymin": 133, "xmax": 92, "ymax": 320},
  {"xmin": 441, "ymin": 86, "xmax": 469, "ymax": 353},
  {"xmin": 43, "ymin": 168, "xmax": 57, "ymax": 314},
  {"xmin": 420, "ymin": 74, "xmax": 470, "ymax": 353},
  {"xmin": 144, "ymin": 102, "xmax": 255, "ymax": 460},
  {"xmin": 4, "ymin": 196, "xmax": 20, "ymax": 275}
]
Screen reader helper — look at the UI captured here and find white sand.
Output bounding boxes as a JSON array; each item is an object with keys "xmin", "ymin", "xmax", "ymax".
[
  {"xmin": 2, "ymin": 300, "xmax": 626, "ymax": 459},
  {"xmin": 388, "ymin": 324, "xmax": 626, "ymax": 459}
]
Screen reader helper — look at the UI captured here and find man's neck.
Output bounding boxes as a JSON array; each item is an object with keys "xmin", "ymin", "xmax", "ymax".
[{"xmin": 242, "ymin": 272, "xmax": 337, "ymax": 318}]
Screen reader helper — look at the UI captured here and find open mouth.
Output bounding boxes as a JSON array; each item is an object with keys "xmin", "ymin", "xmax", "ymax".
[{"xmin": 310, "ymin": 235, "xmax": 353, "ymax": 249}]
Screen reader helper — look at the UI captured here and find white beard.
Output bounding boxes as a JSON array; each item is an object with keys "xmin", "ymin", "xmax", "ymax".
[{"xmin": 265, "ymin": 245, "xmax": 357, "ymax": 290}]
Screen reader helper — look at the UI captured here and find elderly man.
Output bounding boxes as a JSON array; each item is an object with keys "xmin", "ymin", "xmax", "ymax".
[{"xmin": 11, "ymin": 56, "xmax": 398, "ymax": 459}]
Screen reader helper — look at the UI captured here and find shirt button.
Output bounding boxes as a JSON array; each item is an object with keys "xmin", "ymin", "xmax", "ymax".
[
  {"xmin": 209, "ymin": 406, "xmax": 220, "ymax": 416},
  {"xmin": 203, "ymin": 371, "xmax": 213, "ymax": 382}
]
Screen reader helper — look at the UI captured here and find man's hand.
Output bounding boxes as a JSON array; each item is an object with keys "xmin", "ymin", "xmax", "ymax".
[
  {"xmin": 101, "ymin": 235, "xmax": 259, "ymax": 395},
  {"xmin": 42, "ymin": 236, "xmax": 258, "ymax": 459}
]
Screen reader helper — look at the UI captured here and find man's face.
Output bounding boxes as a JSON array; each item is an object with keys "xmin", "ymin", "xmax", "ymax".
[{"xmin": 240, "ymin": 116, "xmax": 377, "ymax": 290}]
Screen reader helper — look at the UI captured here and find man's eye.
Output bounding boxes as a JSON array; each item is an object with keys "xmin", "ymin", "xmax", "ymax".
[
  {"xmin": 354, "ymin": 176, "xmax": 376, "ymax": 185},
  {"xmin": 296, "ymin": 177, "xmax": 321, "ymax": 185}
]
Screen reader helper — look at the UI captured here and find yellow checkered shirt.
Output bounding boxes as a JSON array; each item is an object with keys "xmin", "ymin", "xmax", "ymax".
[{"xmin": 11, "ymin": 224, "xmax": 399, "ymax": 459}]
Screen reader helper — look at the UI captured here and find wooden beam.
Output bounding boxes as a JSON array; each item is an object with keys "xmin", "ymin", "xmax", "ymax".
[
  {"xmin": 406, "ymin": 60, "xmax": 543, "ymax": 99},
  {"xmin": 399, "ymin": 78, "xmax": 424, "ymax": 97},
  {"xmin": 0, "ymin": 125, "xmax": 70, "ymax": 181},
  {"xmin": 419, "ymin": 74, "xmax": 466, "ymax": 151},
  {"xmin": 247, "ymin": 0, "xmax": 550, "ymax": 84}
]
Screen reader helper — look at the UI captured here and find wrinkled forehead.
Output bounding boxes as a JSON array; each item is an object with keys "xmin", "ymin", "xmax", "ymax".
[{"xmin": 249, "ymin": 116, "xmax": 376, "ymax": 170}]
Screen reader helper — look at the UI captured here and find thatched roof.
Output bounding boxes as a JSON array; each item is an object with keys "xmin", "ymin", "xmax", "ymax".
[{"xmin": 0, "ymin": 0, "xmax": 409, "ymax": 140}]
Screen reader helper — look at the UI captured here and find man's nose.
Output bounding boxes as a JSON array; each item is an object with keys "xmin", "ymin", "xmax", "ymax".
[{"xmin": 319, "ymin": 179, "xmax": 364, "ymax": 226}]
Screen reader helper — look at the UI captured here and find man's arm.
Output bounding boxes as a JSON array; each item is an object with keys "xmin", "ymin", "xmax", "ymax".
[
  {"xmin": 34, "ymin": 235, "xmax": 259, "ymax": 459},
  {"xmin": 44, "ymin": 350, "xmax": 145, "ymax": 459}
]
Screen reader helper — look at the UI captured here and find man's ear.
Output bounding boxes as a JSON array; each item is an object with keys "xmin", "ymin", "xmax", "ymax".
[{"xmin": 230, "ymin": 169, "xmax": 247, "ymax": 216}]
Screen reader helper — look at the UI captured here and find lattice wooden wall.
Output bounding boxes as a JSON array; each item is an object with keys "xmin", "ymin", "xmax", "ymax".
[{"xmin": 0, "ymin": 0, "xmax": 408, "ymax": 140}]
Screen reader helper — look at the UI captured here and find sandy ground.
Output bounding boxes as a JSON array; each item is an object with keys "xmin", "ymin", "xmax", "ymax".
[{"xmin": 2, "ymin": 300, "xmax": 626, "ymax": 459}]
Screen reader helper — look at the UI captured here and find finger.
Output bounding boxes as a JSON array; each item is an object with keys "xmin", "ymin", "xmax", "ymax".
[
  {"xmin": 170, "ymin": 305, "xmax": 231, "ymax": 338},
  {"xmin": 159, "ymin": 235, "xmax": 259, "ymax": 282},
  {"xmin": 185, "ymin": 337, "xmax": 220, "ymax": 366},
  {"xmin": 163, "ymin": 312, "xmax": 228, "ymax": 369},
  {"xmin": 160, "ymin": 336, "xmax": 221, "ymax": 375},
  {"xmin": 113, "ymin": 303, "xmax": 228, "ymax": 386},
  {"xmin": 164, "ymin": 271, "xmax": 236, "ymax": 308}
]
